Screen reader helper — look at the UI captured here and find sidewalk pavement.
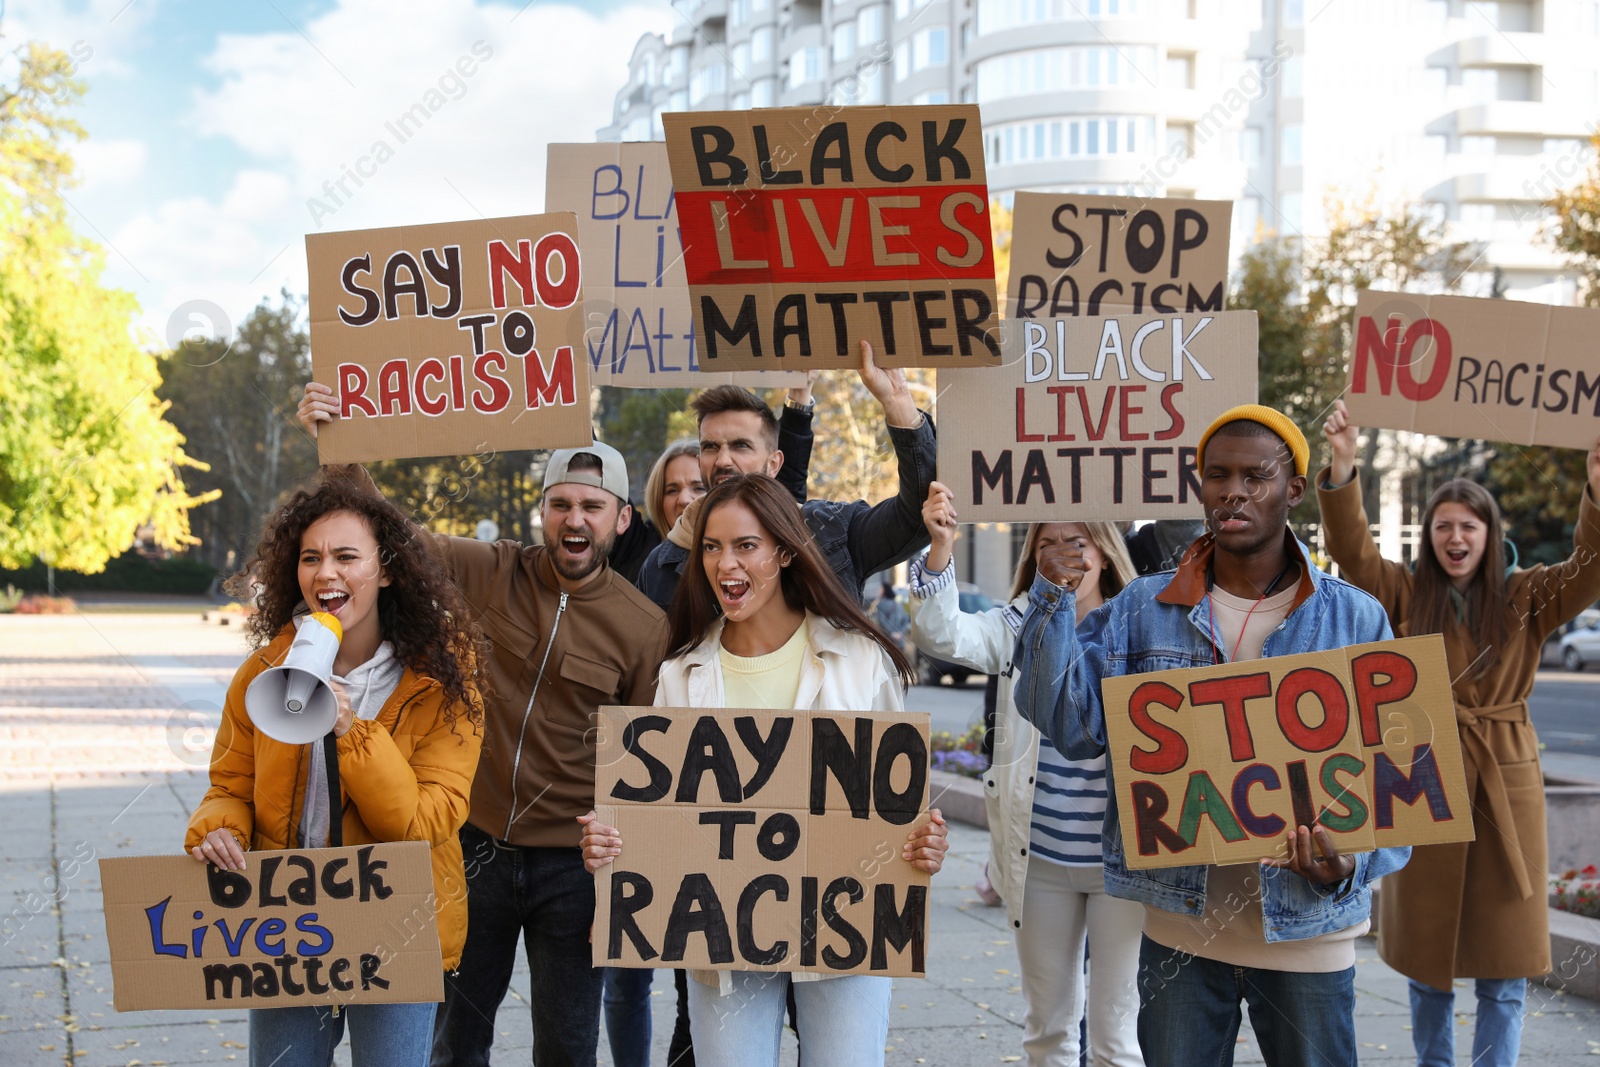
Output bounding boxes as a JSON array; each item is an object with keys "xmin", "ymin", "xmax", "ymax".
[{"xmin": 5, "ymin": 612, "xmax": 1600, "ymax": 1065}]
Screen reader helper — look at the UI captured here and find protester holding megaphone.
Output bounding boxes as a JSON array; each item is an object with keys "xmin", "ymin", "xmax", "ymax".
[{"xmin": 184, "ymin": 469, "xmax": 487, "ymax": 1067}]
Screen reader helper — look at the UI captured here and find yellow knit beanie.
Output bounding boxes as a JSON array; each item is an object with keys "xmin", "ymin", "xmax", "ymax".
[{"xmin": 1197, "ymin": 405, "xmax": 1309, "ymax": 476}]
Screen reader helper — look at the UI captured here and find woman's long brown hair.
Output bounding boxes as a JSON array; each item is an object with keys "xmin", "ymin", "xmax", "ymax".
[
  {"xmin": 666, "ymin": 474, "xmax": 916, "ymax": 687},
  {"xmin": 1411, "ymin": 478, "xmax": 1510, "ymax": 679},
  {"xmin": 230, "ymin": 468, "xmax": 488, "ymax": 729}
]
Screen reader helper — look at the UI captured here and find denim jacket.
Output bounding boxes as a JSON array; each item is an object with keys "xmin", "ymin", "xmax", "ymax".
[
  {"xmin": 1013, "ymin": 530, "xmax": 1411, "ymax": 943},
  {"xmin": 636, "ymin": 411, "xmax": 937, "ymax": 610}
]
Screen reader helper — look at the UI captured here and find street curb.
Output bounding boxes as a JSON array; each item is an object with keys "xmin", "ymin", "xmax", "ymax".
[{"xmin": 930, "ymin": 769, "xmax": 988, "ymax": 829}]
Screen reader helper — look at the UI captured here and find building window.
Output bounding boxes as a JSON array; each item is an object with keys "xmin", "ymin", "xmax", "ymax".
[
  {"xmin": 730, "ymin": 0, "xmax": 749, "ymax": 28},
  {"xmin": 1165, "ymin": 53, "xmax": 1194, "ymax": 89},
  {"xmin": 733, "ymin": 42, "xmax": 751, "ymax": 76},
  {"xmin": 858, "ymin": 70, "xmax": 885, "ymax": 104},
  {"xmin": 690, "ymin": 63, "xmax": 726, "ymax": 105},
  {"xmin": 858, "ymin": 5, "xmax": 886, "ymax": 44},
  {"xmin": 734, "ymin": 91, "xmax": 751, "ymax": 110},
  {"xmin": 670, "ymin": 89, "xmax": 688, "ymax": 111},
  {"xmin": 833, "ymin": 22, "xmax": 857, "ymax": 62},
  {"xmin": 789, "ymin": 46, "xmax": 824, "ymax": 88},
  {"xmin": 913, "ymin": 89, "xmax": 951, "ymax": 105},
  {"xmin": 623, "ymin": 115, "xmax": 652, "ymax": 141},
  {"xmin": 751, "ymin": 79, "xmax": 776, "ymax": 107},
  {"xmin": 751, "ymin": 26, "xmax": 775, "ymax": 62},
  {"xmin": 907, "ymin": 27, "xmax": 949, "ymax": 75},
  {"xmin": 976, "ymin": 0, "xmax": 1146, "ymax": 31},
  {"xmin": 1283, "ymin": 0, "xmax": 1304, "ymax": 26},
  {"xmin": 1233, "ymin": 196, "xmax": 1262, "ymax": 244},
  {"xmin": 1280, "ymin": 124, "xmax": 1302, "ymax": 166},
  {"xmin": 667, "ymin": 48, "xmax": 687, "ymax": 86},
  {"xmin": 1280, "ymin": 55, "xmax": 1302, "ymax": 98},
  {"xmin": 1239, "ymin": 126, "xmax": 1262, "ymax": 165},
  {"xmin": 1460, "ymin": 134, "xmax": 1496, "ymax": 156},
  {"xmin": 975, "ymin": 45, "xmax": 1158, "ymax": 101},
  {"xmin": 986, "ymin": 116, "xmax": 1157, "ymax": 164}
]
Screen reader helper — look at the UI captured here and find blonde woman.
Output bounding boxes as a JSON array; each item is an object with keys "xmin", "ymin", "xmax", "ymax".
[{"xmin": 910, "ymin": 482, "xmax": 1144, "ymax": 1067}]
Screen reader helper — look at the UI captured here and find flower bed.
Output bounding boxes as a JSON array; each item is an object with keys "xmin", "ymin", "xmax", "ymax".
[
  {"xmin": 930, "ymin": 725, "xmax": 989, "ymax": 779},
  {"xmin": 1550, "ymin": 865, "xmax": 1600, "ymax": 918}
]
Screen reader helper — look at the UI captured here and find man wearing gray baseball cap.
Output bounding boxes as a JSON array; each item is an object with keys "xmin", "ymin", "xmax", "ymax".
[{"xmin": 296, "ymin": 390, "xmax": 667, "ymax": 1067}]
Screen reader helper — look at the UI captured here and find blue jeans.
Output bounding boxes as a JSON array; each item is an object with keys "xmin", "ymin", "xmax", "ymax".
[
  {"xmin": 431, "ymin": 824, "xmax": 604, "ymax": 1067},
  {"xmin": 1136, "ymin": 936, "xmax": 1356, "ymax": 1067},
  {"xmin": 1409, "ymin": 977, "xmax": 1525, "ymax": 1067},
  {"xmin": 603, "ymin": 967, "xmax": 654, "ymax": 1067},
  {"xmin": 249, "ymin": 1000, "xmax": 436, "ymax": 1067},
  {"xmin": 687, "ymin": 972, "xmax": 891, "ymax": 1067}
]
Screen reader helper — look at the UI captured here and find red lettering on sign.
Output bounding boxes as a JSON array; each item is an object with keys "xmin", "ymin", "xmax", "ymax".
[
  {"xmin": 338, "ymin": 364, "xmax": 377, "ymax": 418},
  {"xmin": 1274, "ymin": 667, "xmax": 1349, "ymax": 753},
  {"xmin": 1188, "ymin": 672, "xmax": 1271, "ymax": 763},
  {"xmin": 1127, "ymin": 681, "xmax": 1188, "ymax": 775},
  {"xmin": 1350, "ymin": 650, "xmax": 1419, "ymax": 748}
]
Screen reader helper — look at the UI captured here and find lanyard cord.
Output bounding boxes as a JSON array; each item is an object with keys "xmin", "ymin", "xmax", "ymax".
[{"xmin": 1207, "ymin": 560, "xmax": 1294, "ymax": 665}]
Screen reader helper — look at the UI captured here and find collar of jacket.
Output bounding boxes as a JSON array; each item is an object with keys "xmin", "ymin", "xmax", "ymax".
[
  {"xmin": 678, "ymin": 613, "xmax": 860, "ymax": 665},
  {"xmin": 1153, "ymin": 527, "xmax": 1319, "ymax": 614},
  {"xmin": 529, "ymin": 543, "xmax": 622, "ymax": 601}
]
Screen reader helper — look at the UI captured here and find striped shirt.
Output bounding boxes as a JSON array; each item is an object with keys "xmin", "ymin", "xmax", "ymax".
[{"xmin": 1030, "ymin": 737, "xmax": 1109, "ymax": 867}]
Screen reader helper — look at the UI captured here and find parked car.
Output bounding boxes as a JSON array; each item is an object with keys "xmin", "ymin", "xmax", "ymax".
[
  {"xmin": 1558, "ymin": 609, "xmax": 1600, "ymax": 671},
  {"xmin": 913, "ymin": 583, "xmax": 998, "ymax": 686}
]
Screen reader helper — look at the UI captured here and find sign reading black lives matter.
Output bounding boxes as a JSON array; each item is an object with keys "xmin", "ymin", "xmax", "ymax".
[
  {"xmin": 100, "ymin": 844, "xmax": 443, "ymax": 1011},
  {"xmin": 662, "ymin": 104, "xmax": 1001, "ymax": 370},
  {"xmin": 940, "ymin": 193, "xmax": 1257, "ymax": 521},
  {"xmin": 592, "ymin": 706, "xmax": 934, "ymax": 977}
]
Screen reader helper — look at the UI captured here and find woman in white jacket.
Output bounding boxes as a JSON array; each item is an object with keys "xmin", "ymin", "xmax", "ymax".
[
  {"xmin": 912, "ymin": 481, "xmax": 1145, "ymax": 1067},
  {"xmin": 581, "ymin": 473, "xmax": 950, "ymax": 1067}
]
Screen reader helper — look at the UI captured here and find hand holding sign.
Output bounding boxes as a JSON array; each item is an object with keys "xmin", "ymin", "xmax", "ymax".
[
  {"xmin": 1588, "ymin": 436, "xmax": 1600, "ymax": 500},
  {"xmin": 190, "ymin": 828, "xmax": 247, "ymax": 872},
  {"xmin": 921, "ymin": 482, "xmax": 958, "ymax": 572},
  {"xmin": 1262, "ymin": 824, "xmax": 1355, "ymax": 886},
  {"xmin": 901, "ymin": 809, "xmax": 950, "ymax": 874},
  {"xmin": 578, "ymin": 810, "xmax": 622, "ymax": 873},
  {"xmin": 298, "ymin": 382, "xmax": 337, "ymax": 440},
  {"xmin": 1322, "ymin": 399, "xmax": 1360, "ymax": 488}
]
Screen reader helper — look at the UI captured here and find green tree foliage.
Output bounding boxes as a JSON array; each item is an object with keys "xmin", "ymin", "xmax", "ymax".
[
  {"xmin": 0, "ymin": 43, "xmax": 213, "ymax": 573},
  {"xmin": 156, "ymin": 294, "xmax": 318, "ymax": 571}
]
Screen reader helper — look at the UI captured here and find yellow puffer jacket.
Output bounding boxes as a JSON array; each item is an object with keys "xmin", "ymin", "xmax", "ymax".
[{"xmin": 185, "ymin": 627, "xmax": 482, "ymax": 970}]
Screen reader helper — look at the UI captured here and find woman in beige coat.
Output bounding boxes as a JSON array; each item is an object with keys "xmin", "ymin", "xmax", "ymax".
[{"xmin": 1319, "ymin": 400, "xmax": 1600, "ymax": 1067}]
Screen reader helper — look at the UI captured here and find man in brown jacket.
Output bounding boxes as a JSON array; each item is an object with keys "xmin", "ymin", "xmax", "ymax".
[{"xmin": 298, "ymin": 386, "xmax": 668, "ymax": 1067}]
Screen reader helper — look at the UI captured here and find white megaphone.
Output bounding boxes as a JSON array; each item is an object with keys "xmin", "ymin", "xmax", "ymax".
[{"xmin": 244, "ymin": 611, "xmax": 344, "ymax": 744}]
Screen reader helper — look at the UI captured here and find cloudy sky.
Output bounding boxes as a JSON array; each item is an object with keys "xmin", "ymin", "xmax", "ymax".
[{"xmin": 3, "ymin": 0, "xmax": 674, "ymax": 345}]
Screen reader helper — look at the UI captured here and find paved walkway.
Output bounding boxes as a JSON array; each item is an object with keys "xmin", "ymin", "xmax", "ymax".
[{"xmin": 5, "ymin": 612, "xmax": 1600, "ymax": 1065}]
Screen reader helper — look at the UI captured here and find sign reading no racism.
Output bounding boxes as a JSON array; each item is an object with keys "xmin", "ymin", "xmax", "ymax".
[
  {"xmin": 545, "ymin": 142, "xmax": 805, "ymax": 389},
  {"xmin": 593, "ymin": 706, "xmax": 933, "ymax": 977},
  {"xmin": 1344, "ymin": 290, "xmax": 1600, "ymax": 450},
  {"xmin": 663, "ymin": 104, "xmax": 1001, "ymax": 370},
  {"xmin": 100, "ymin": 843, "xmax": 443, "ymax": 1011},
  {"xmin": 306, "ymin": 213, "xmax": 594, "ymax": 464},
  {"xmin": 1100, "ymin": 635, "xmax": 1473, "ymax": 870}
]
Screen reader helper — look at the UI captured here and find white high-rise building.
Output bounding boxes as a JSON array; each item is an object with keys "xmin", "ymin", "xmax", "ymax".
[
  {"xmin": 601, "ymin": 0, "xmax": 1597, "ymax": 301},
  {"xmin": 598, "ymin": 0, "xmax": 1599, "ymax": 595}
]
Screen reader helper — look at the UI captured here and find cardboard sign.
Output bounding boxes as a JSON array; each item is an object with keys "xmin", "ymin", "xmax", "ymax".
[
  {"xmin": 1007, "ymin": 193, "xmax": 1232, "ymax": 319},
  {"xmin": 662, "ymin": 105, "xmax": 1000, "ymax": 370},
  {"xmin": 1099, "ymin": 635, "xmax": 1473, "ymax": 870},
  {"xmin": 307, "ymin": 214, "xmax": 594, "ymax": 464},
  {"xmin": 100, "ymin": 843, "xmax": 443, "ymax": 1011},
  {"xmin": 545, "ymin": 142, "xmax": 805, "ymax": 389},
  {"xmin": 1344, "ymin": 291, "xmax": 1600, "ymax": 450},
  {"xmin": 592, "ymin": 706, "xmax": 932, "ymax": 977},
  {"xmin": 939, "ymin": 311, "xmax": 1259, "ymax": 521}
]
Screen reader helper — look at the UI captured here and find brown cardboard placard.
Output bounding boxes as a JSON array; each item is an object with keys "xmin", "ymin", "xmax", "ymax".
[
  {"xmin": 592, "ymin": 706, "xmax": 932, "ymax": 976},
  {"xmin": 1007, "ymin": 192, "xmax": 1232, "ymax": 320},
  {"xmin": 307, "ymin": 214, "xmax": 594, "ymax": 464},
  {"xmin": 662, "ymin": 105, "xmax": 1000, "ymax": 370},
  {"xmin": 1098, "ymin": 635, "xmax": 1472, "ymax": 870},
  {"xmin": 545, "ymin": 142, "xmax": 805, "ymax": 389},
  {"xmin": 100, "ymin": 843, "xmax": 443, "ymax": 1011},
  {"xmin": 1345, "ymin": 290, "xmax": 1600, "ymax": 450},
  {"xmin": 939, "ymin": 310, "xmax": 1259, "ymax": 521}
]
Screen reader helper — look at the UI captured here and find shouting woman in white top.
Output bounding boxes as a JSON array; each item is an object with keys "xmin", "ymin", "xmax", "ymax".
[{"xmin": 581, "ymin": 473, "xmax": 948, "ymax": 1067}]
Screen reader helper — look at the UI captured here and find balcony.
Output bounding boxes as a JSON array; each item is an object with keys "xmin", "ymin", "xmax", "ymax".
[
  {"xmin": 1442, "ymin": 102, "xmax": 1589, "ymax": 138},
  {"xmin": 1431, "ymin": 32, "xmax": 1544, "ymax": 69}
]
